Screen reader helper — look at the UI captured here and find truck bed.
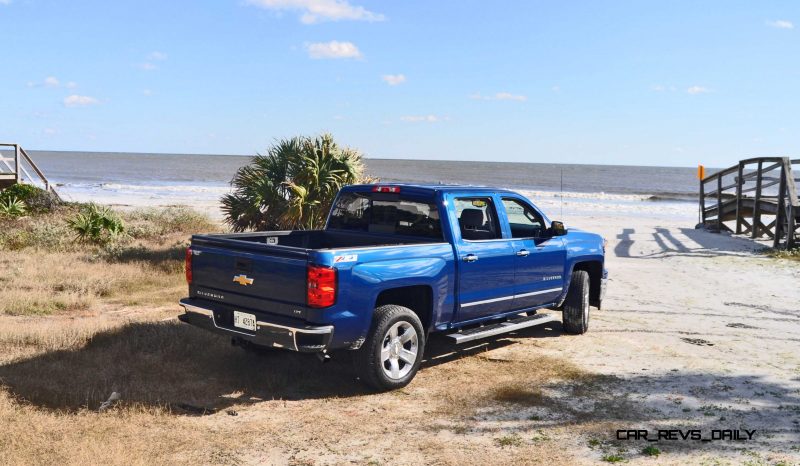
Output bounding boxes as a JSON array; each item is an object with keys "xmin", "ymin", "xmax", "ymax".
[
  {"xmin": 187, "ymin": 229, "xmax": 449, "ymax": 324},
  {"xmin": 192, "ymin": 229, "xmax": 444, "ymax": 253}
]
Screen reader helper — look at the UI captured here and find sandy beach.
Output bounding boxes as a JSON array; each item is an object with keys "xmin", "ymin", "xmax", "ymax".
[{"xmin": 1, "ymin": 190, "xmax": 798, "ymax": 465}]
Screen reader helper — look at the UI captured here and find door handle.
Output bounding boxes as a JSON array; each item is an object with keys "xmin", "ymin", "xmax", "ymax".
[
  {"xmin": 463, "ymin": 254, "xmax": 479, "ymax": 262},
  {"xmin": 516, "ymin": 249, "xmax": 530, "ymax": 257}
]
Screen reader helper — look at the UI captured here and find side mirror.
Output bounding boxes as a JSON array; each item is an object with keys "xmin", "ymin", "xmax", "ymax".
[{"xmin": 550, "ymin": 221, "xmax": 567, "ymax": 236}]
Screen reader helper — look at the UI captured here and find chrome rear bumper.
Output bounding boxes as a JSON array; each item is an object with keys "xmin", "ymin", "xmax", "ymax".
[{"xmin": 178, "ymin": 299, "xmax": 334, "ymax": 352}]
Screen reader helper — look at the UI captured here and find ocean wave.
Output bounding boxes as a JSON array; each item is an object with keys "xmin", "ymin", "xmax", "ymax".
[
  {"xmin": 98, "ymin": 183, "xmax": 232, "ymax": 194},
  {"xmin": 517, "ymin": 189, "xmax": 648, "ymax": 202}
]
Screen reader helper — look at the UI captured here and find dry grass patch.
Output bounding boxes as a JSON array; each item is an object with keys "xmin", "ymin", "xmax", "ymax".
[
  {"xmin": 0, "ymin": 205, "xmax": 221, "ymax": 315},
  {"xmin": 0, "ymin": 390, "xmax": 262, "ymax": 466},
  {"xmin": 415, "ymin": 337, "xmax": 594, "ymax": 416},
  {"xmin": 0, "ymin": 319, "xmax": 364, "ymax": 410},
  {"xmin": 0, "ymin": 250, "xmax": 186, "ymax": 315},
  {"xmin": 121, "ymin": 206, "xmax": 220, "ymax": 242},
  {"xmin": 764, "ymin": 247, "xmax": 800, "ymax": 262}
]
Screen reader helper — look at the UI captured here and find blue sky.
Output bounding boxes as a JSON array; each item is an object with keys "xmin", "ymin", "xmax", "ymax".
[{"xmin": 1, "ymin": 0, "xmax": 798, "ymax": 167}]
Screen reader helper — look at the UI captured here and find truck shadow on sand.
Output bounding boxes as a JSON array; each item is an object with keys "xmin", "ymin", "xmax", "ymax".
[{"xmin": 0, "ymin": 319, "xmax": 561, "ymax": 413}]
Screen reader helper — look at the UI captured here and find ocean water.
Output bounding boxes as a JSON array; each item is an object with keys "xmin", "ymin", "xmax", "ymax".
[{"xmin": 13, "ymin": 151, "xmax": 703, "ymax": 219}]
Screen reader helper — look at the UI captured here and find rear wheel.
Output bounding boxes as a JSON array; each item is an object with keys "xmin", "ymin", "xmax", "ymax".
[
  {"xmin": 563, "ymin": 270, "xmax": 590, "ymax": 334},
  {"xmin": 354, "ymin": 305, "xmax": 425, "ymax": 391}
]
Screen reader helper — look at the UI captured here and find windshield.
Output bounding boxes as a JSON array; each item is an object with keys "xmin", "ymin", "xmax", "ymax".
[{"xmin": 327, "ymin": 192, "xmax": 443, "ymax": 240}]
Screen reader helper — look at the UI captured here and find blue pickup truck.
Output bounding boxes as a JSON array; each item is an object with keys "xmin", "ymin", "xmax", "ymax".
[{"xmin": 179, "ymin": 184, "xmax": 607, "ymax": 390}]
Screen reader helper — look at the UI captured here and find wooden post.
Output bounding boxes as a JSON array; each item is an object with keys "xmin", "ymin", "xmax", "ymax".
[
  {"xmin": 788, "ymin": 203, "xmax": 796, "ymax": 249},
  {"xmin": 716, "ymin": 173, "xmax": 723, "ymax": 233},
  {"xmin": 699, "ymin": 176, "xmax": 705, "ymax": 226},
  {"xmin": 735, "ymin": 162, "xmax": 744, "ymax": 234},
  {"xmin": 774, "ymin": 162, "xmax": 787, "ymax": 249},
  {"xmin": 752, "ymin": 161, "xmax": 763, "ymax": 239},
  {"xmin": 13, "ymin": 144, "xmax": 20, "ymax": 184}
]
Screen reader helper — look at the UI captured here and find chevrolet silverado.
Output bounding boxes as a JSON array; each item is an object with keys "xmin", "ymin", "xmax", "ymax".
[{"xmin": 179, "ymin": 184, "xmax": 607, "ymax": 390}]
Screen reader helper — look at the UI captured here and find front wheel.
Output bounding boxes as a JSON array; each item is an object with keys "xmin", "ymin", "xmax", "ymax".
[
  {"xmin": 354, "ymin": 305, "xmax": 425, "ymax": 391},
  {"xmin": 562, "ymin": 270, "xmax": 590, "ymax": 334}
]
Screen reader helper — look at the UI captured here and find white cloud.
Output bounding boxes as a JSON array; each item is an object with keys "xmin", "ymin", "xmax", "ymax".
[
  {"xmin": 551, "ymin": 85, "xmax": 560, "ymax": 92},
  {"xmin": 147, "ymin": 51, "xmax": 168, "ymax": 61},
  {"xmin": 767, "ymin": 20, "xmax": 793, "ymax": 29},
  {"xmin": 687, "ymin": 86, "xmax": 710, "ymax": 95},
  {"xmin": 401, "ymin": 115, "xmax": 442, "ymax": 123},
  {"xmin": 29, "ymin": 76, "xmax": 76, "ymax": 88},
  {"xmin": 245, "ymin": 0, "xmax": 384, "ymax": 24},
  {"xmin": 469, "ymin": 92, "xmax": 527, "ymax": 102},
  {"xmin": 306, "ymin": 40, "xmax": 362, "ymax": 59},
  {"xmin": 381, "ymin": 74, "xmax": 406, "ymax": 86},
  {"xmin": 137, "ymin": 62, "xmax": 158, "ymax": 71},
  {"xmin": 63, "ymin": 95, "xmax": 99, "ymax": 107},
  {"xmin": 43, "ymin": 128, "xmax": 57, "ymax": 136},
  {"xmin": 495, "ymin": 92, "xmax": 527, "ymax": 101},
  {"xmin": 0, "ymin": 0, "xmax": 11, "ymax": 5},
  {"xmin": 142, "ymin": 89, "xmax": 153, "ymax": 96}
]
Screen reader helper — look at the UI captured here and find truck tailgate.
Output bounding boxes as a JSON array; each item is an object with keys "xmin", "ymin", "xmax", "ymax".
[{"xmin": 189, "ymin": 238, "xmax": 309, "ymax": 319}]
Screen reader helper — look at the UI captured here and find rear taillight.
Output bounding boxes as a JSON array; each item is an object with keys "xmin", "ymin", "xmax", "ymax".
[
  {"xmin": 307, "ymin": 265, "xmax": 336, "ymax": 308},
  {"xmin": 185, "ymin": 248, "xmax": 193, "ymax": 284}
]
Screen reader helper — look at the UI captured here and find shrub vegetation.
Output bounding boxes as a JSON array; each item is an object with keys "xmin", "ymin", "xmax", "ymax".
[{"xmin": 221, "ymin": 134, "xmax": 371, "ymax": 231}]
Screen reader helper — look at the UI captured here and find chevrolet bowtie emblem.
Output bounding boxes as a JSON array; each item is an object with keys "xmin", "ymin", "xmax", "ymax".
[{"xmin": 232, "ymin": 274, "xmax": 254, "ymax": 286}]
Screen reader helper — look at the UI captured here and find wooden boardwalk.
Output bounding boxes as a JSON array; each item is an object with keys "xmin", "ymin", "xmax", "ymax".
[
  {"xmin": 700, "ymin": 157, "xmax": 799, "ymax": 249},
  {"xmin": 0, "ymin": 143, "xmax": 58, "ymax": 198}
]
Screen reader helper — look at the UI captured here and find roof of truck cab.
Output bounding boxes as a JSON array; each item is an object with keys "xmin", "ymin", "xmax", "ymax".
[{"xmin": 342, "ymin": 183, "xmax": 521, "ymax": 195}]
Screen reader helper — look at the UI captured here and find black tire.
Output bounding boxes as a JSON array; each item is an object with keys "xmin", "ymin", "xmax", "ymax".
[
  {"xmin": 563, "ymin": 270, "xmax": 590, "ymax": 334},
  {"xmin": 354, "ymin": 305, "xmax": 425, "ymax": 391}
]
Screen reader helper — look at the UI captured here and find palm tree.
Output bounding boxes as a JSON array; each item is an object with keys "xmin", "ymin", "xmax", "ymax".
[{"xmin": 221, "ymin": 134, "xmax": 368, "ymax": 231}]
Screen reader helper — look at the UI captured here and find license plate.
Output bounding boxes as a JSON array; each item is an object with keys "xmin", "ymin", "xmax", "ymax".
[{"xmin": 233, "ymin": 311, "xmax": 257, "ymax": 331}]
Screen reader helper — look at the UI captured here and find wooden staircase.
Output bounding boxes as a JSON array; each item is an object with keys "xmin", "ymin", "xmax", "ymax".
[
  {"xmin": 0, "ymin": 143, "xmax": 59, "ymax": 199},
  {"xmin": 700, "ymin": 157, "xmax": 799, "ymax": 249}
]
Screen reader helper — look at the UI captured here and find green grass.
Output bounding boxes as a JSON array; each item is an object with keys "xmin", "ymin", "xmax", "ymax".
[
  {"xmin": 641, "ymin": 446, "xmax": 660, "ymax": 457},
  {"xmin": 601, "ymin": 453, "xmax": 625, "ymax": 463},
  {"xmin": 495, "ymin": 434, "xmax": 523, "ymax": 447}
]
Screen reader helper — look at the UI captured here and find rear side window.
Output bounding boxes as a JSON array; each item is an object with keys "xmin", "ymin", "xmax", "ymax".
[
  {"xmin": 327, "ymin": 192, "xmax": 443, "ymax": 239},
  {"xmin": 454, "ymin": 197, "xmax": 501, "ymax": 240},
  {"xmin": 502, "ymin": 198, "xmax": 545, "ymax": 238}
]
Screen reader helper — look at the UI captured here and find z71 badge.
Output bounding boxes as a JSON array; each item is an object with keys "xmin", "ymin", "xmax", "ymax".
[{"xmin": 334, "ymin": 254, "xmax": 358, "ymax": 263}]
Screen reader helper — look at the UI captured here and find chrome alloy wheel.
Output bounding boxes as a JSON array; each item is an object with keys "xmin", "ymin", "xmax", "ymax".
[
  {"xmin": 380, "ymin": 321, "xmax": 419, "ymax": 380},
  {"xmin": 583, "ymin": 281, "xmax": 590, "ymax": 325}
]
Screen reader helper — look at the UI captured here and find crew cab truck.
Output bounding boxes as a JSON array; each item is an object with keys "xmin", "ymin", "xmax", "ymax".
[{"xmin": 179, "ymin": 184, "xmax": 607, "ymax": 390}]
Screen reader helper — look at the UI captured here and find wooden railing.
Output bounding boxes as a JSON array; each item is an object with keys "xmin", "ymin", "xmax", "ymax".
[
  {"xmin": 700, "ymin": 157, "xmax": 799, "ymax": 249},
  {"xmin": 0, "ymin": 143, "xmax": 60, "ymax": 199}
]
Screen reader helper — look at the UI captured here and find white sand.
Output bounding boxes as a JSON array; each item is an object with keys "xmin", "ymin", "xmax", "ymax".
[{"xmin": 542, "ymin": 210, "xmax": 800, "ymax": 463}]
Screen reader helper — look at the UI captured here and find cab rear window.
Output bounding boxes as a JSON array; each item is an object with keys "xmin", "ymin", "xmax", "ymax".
[{"xmin": 327, "ymin": 192, "xmax": 443, "ymax": 239}]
